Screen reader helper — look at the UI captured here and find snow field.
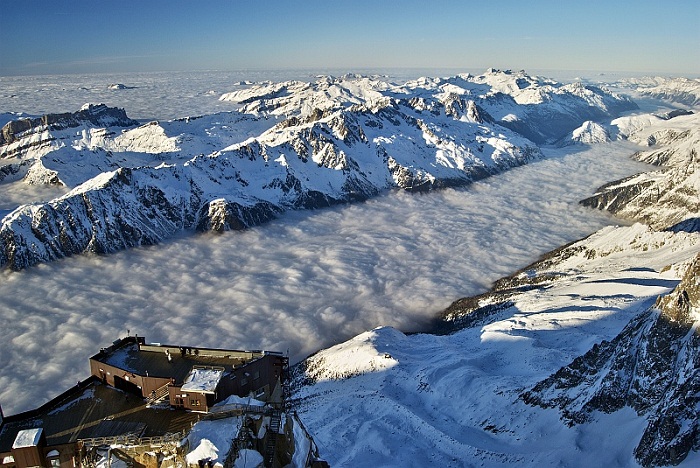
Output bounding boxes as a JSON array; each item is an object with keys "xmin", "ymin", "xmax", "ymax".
[{"xmin": 294, "ymin": 225, "xmax": 700, "ymax": 467}]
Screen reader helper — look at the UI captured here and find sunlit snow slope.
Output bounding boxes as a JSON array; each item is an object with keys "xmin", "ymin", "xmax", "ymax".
[{"xmin": 291, "ymin": 82, "xmax": 700, "ymax": 467}]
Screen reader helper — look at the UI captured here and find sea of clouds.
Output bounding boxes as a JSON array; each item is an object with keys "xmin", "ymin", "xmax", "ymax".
[
  {"xmin": 0, "ymin": 139, "xmax": 649, "ymax": 414},
  {"xmin": 0, "ymin": 70, "xmax": 654, "ymax": 414}
]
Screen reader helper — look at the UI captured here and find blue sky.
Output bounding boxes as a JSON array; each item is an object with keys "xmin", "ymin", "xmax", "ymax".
[{"xmin": 1, "ymin": 0, "xmax": 698, "ymax": 76}]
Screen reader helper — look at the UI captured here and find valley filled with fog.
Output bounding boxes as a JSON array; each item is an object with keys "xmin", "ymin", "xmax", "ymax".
[{"xmin": 0, "ymin": 125, "xmax": 648, "ymax": 414}]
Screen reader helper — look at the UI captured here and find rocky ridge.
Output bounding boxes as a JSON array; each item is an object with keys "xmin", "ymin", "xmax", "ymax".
[
  {"xmin": 581, "ymin": 112, "xmax": 700, "ymax": 231},
  {"xmin": 0, "ymin": 104, "xmax": 138, "ymax": 159},
  {"xmin": 516, "ymin": 110, "xmax": 700, "ymax": 465}
]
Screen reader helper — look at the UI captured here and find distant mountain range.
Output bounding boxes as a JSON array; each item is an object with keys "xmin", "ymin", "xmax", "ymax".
[{"xmin": 0, "ymin": 70, "xmax": 636, "ymax": 270}]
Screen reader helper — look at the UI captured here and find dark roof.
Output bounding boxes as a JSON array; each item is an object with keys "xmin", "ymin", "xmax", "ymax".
[
  {"xmin": 0, "ymin": 381, "xmax": 199, "ymax": 452},
  {"xmin": 91, "ymin": 338, "xmax": 269, "ymax": 384}
]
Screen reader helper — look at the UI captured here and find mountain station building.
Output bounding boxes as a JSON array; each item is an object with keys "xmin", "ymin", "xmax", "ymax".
[{"xmin": 0, "ymin": 336, "xmax": 289, "ymax": 468}]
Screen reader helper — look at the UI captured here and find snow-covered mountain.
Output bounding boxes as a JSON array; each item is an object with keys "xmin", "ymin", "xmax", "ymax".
[
  {"xmin": 290, "ymin": 89, "xmax": 700, "ymax": 466},
  {"xmin": 582, "ymin": 112, "xmax": 700, "ymax": 231},
  {"xmin": 516, "ymin": 106, "xmax": 700, "ymax": 466},
  {"xmin": 637, "ymin": 77, "xmax": 700, "ymax": 107},
  {"xmin": 559, "ymin": 120, "xmax": 611, "ymax": 146},
  {"xmin": 291, "ymin": 221, "xmax": 700, "ymax": 466},
  {"xmin": 522, "ymin": 251, "xmax": 700, "ymax": 467},
  {"xmin": 0, "ymin": 70, "xmax": 635, "ymax": 270}
]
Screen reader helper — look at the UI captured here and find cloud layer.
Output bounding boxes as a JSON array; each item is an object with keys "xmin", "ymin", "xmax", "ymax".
[{"xmin": 0, "ymin": 142, "xmax": 649, "ymax": 414}]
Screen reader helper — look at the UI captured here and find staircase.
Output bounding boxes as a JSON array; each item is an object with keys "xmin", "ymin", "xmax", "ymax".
[
  {"xmin": 263, "ymin": 409, "xmax": 282, "ymax": 468},
  {"xmin": 146, "ymin": 383, "xmax": 170, "ymax": 406},
  {"xmin": 223, "ymin": 417, "xmax": 252, "ymax": 468}
]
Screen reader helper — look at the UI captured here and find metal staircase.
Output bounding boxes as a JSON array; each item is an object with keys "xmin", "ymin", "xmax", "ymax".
[
  {"xmin": 263, "ymin": 409, "xmax": 282, "ymax": 468},
  {"xmin": 145, "ymin": 382, "xmax": 170, "ymax": 406},
  {"xmin": 263, "ymin": 355, "xmax": 289, "ymax": 467}
]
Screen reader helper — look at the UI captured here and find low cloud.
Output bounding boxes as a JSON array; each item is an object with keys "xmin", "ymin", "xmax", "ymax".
[{"xmin": 0, "ymin": 143, "xmax": 649, "ymax": 414}]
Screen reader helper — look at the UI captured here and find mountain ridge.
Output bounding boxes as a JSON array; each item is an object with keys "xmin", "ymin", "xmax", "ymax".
[
  {"xmin": 0, "ymin": 70, "xmax": 635, "ymax": 270},
  {"xmin": 290, "ymin": 80, "xmax": 700, "ymax": 466}
]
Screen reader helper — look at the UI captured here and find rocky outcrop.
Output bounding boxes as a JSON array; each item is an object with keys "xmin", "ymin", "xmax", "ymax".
[
  {"xmin": 0, "ymin": 160, "xmax": 32, "ymax": 183},
  {"xmin": 521, "ymin": 254, "xmax": 700, "ymax": 466},
  {"xmin": 196, "ymin": 198, "xmax": 280, "ymax": 232},
  {"xmin": 0, "ymin": 104, "xmax": 138, "ymax": 148}
]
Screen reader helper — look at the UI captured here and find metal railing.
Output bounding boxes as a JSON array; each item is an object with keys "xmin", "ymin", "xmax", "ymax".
[
  {"xmin": 207, "ymin": 402, "xmax": 267, "ymax": 416},
  {"xmin": 291, "ymin": 411, "xmax": 321, "ymax": 467},
  {"xmin": 79, "ymin": 429, "xmax": 187, "ymax": 448},
  {"xmin": 145, "ymin": 382, "xmax": 171, "ymax": 406}
]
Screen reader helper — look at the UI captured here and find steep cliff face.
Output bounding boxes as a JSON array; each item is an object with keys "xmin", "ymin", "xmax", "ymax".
[
  {"xmin": 0, "ymin": 104, "xmax": 139, "ymax": 159},
  {"xmin": 521, "ymin": 254, "xmax": 700, "ymax": 466}
]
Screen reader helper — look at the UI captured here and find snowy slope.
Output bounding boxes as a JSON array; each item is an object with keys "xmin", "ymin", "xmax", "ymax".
[
  {"xmin": 522, "ymin": 252, "xmax": 700, "ymax": 466},
  {"xmin": 291, "ymin": 223, "xmax": 700, "ymax": 466}
]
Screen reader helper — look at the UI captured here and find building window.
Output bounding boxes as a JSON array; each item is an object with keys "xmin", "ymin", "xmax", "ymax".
[
  {"xmin": 253, "ymin": 371, "xmax": 260, "ymax": 381},
  {"xmin": 191, "ymin": 399, "xmax": 200, "ymax": 406},
  {"xmin": 46, "ymin": 451, "xmax": 61, "ymax": 468}
]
